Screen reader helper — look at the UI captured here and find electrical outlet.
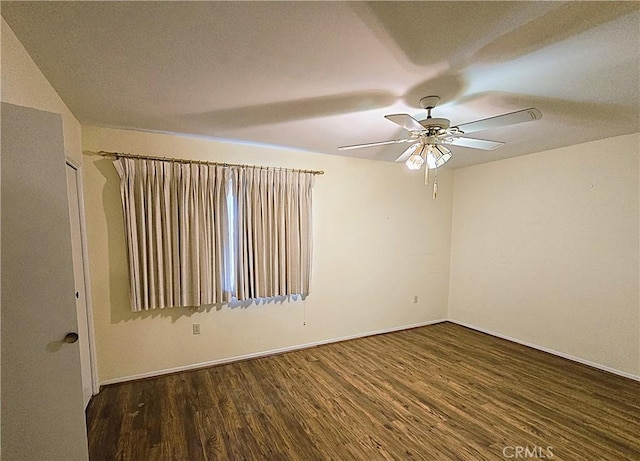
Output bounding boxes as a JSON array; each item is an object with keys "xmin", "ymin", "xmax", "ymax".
[
  {"xmin": 413, "ymin": 295, "xmax": 418, "ymax": 304},
  {"xmin": 192, "ymin": 324, "xmax": 200, "ymax": 335}
]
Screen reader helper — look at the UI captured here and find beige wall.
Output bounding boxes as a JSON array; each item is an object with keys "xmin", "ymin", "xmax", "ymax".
[
  {"xmin": 82, "ymin": 126, "xmax": 453, "ymax": 383},
  {"xmin": 1, "ymin": 19, "xmax": 82, "ymax": 165},
  {"xmin": 449, "ymin": 133, "xmax": 640, "ymax": 376}
]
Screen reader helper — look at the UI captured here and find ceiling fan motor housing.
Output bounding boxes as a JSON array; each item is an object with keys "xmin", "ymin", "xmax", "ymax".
[{"xmin": 420, "ymin": 117, "xmax": 450, "ymax": 132}]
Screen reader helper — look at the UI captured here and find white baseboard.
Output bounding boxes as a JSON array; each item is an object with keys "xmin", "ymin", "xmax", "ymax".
[
  {"xmin": 448, "ymin": 319, "xmax": 640, "ymax": 382},
  {"xmin": 100, "ymin": 318, "xmax": 448, "ymax": 386}
]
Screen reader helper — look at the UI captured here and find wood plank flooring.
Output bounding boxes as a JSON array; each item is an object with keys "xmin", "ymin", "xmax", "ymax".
[{"xmin": 86, "ymin": 322, "xmax": 640, "ymax": 460}]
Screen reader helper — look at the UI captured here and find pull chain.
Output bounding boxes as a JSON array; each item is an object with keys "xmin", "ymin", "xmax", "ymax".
[{"xmin": 433, "ymin": 167, "xmax": 438, "ymax": 199}]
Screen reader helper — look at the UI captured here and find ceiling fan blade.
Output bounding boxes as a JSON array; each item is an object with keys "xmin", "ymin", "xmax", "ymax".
[
  {"xmin": 449, "ymin": 136, "xmax": 504, "ymax": 150},
  {"xmin": 385, "ymin": 114, "xmax": 425, "ymax": 132},
  {"xmin": 394, "ymin": 143, "xmax": 420, "ymax": 163},
  {"xmin": 454, "ymin": 108, "xmax": 541, "ymax": 133},
  {"xmin": 338, "ymin": 138, "xmax": 413, "ymax": 151}
]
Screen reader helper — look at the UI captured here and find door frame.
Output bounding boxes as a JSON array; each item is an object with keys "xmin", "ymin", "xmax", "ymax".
[{"xmin": 66, "ymin": 157, "xmax": 100, "ymax": 395}]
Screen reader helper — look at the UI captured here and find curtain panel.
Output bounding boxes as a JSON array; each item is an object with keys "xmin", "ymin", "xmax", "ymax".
[
  {"xmin": 232, "ymin": 168, "xmax": 314, "ymax": 300},
  {"xmin": 115, "ymin": 158, "xmax": 232, "ymax": 311},
  {"xmin": 115, "ymin": 158, "xmax": 314, "ymax": 312}
]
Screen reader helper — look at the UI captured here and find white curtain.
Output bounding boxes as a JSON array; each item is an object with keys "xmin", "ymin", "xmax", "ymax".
[
  {"xmin": 231, "ymin": 168, "xmax": 314, "ymax": 300},
  {"xmin": 115, "ymin": 158, "xmax": 232, "ymax": 311},
  {"xmin": 115, "ymin": 158, "xmax": 315, "ymax": 311}
]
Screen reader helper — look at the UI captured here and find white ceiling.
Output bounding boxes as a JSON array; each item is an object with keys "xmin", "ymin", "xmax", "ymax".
[{"xmin": 2, "ymin": 1, "xmax": 639, "ymax": 168}]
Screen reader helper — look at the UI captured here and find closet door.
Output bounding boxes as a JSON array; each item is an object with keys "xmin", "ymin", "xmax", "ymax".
[{"xmin": 1, "ymin": 103, "xmax": 89, "ymax": 461}]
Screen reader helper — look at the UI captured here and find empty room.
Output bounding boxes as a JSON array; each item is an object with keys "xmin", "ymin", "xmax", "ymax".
[{"xmin": 1, "ymin": 2, "xmax": 639, "ymax": 460}]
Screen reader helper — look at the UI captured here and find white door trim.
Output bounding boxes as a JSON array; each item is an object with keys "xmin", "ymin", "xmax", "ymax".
[{"xmin": 66, "ymin": 158, "xmax": 100, "ymax": 395}]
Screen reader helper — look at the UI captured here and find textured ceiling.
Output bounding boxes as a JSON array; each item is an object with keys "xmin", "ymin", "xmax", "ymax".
[{"xmin": 2, "ymin": 1, "xmax": 639, "ymax": 168}]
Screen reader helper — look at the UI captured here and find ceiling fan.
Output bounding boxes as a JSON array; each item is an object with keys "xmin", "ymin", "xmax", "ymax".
[{"xmin": 338, "ymin": 96, "xmax": 542, "ymax": 173}]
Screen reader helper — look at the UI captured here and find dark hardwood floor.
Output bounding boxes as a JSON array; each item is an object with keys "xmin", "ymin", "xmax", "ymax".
[{"xmin": 86, "ymin": 322, "xmax": 640, "ymax": 460}]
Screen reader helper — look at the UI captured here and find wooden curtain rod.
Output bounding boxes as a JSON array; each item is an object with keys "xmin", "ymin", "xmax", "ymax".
[{"xmin": 98, "ymin": 151, "xmax": 324, "ymax": 175}]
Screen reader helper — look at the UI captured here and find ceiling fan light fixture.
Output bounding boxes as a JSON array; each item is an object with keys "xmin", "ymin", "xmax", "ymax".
[
  {"xmin": 425, "ymin": 145, "xmax": 437, "ymax": 169},
  {"xmin": 425, "ymin": 145, "xmax": 452, "ymax": 169},
  {"xmin": 399, "ymin": 142, "xmax": 420, "ymax": 156},
  {"xmin": 405, "ymin": 145, "xmax": 425, "ymax": 170}
]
